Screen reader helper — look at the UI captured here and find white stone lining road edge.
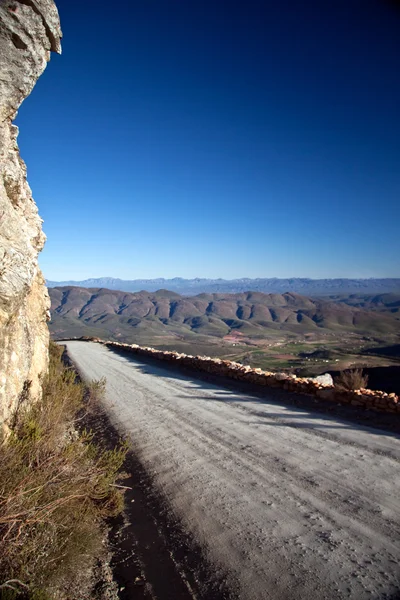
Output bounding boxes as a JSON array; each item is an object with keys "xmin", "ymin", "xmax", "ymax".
[{"xmin": 65, "ymin": 341, "xmax": 400, "ymax": 600}]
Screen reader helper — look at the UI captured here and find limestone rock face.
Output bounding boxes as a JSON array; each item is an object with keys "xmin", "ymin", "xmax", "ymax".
[{"xmin": 0, "ymin": 0, "xmax": 61, "ymax": 431}]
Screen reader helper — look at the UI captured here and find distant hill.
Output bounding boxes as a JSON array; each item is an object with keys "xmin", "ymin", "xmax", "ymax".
[
  {"xmin": 49, "ymin": 286, "xmax": 400, "ymax": 343},
  {"xmin": 327, "ymin": 293, "xmax": 400, "ymax": 312},
  {"xmin": 46, "ymin": 277, "xmax": 400, "ymax": 297}
]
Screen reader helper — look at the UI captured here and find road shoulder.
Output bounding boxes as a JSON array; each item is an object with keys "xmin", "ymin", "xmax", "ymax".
[{"xmin": 69, "ymin": 358, "xmax": 234, "ymax": 600}]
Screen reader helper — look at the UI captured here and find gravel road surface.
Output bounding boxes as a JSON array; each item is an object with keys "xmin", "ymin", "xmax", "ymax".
[{"xmin": 65, "ymin": 341, "xmax": 400, "ymax": 600}]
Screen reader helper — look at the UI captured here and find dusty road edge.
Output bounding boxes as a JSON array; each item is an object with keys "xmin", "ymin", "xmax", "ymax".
[
  {"xmin": 109, "ymin": 345, "xmax": 400, "ymax": 434},
  {"xmin": 62, "ymin": 346, "xmax": 234, "ymax": 600}
]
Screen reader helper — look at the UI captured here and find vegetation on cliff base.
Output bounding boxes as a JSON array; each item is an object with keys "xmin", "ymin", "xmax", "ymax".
[{"xmin": 0, "ymin": 343, "xmax": 126, "ymax": 599}]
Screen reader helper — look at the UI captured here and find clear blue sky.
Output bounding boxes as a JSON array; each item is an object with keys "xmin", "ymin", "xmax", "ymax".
[{"xmin": 16, "ymin": 0, "xmax": 400, "ymax": 280}]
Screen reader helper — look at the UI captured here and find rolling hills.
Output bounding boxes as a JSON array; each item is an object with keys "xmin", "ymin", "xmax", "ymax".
[
  {"xmin": 326, "ymin": 293, "xmax": 400, "ymax": 312},
  {"xmin": 49, "ymin": 286, "xmax": 400, "ymax": 343}
]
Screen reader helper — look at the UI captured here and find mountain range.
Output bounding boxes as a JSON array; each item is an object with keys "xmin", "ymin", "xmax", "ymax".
[
  {"xmin": 46, "ymin": 277, "xmax": 400, "ymax": 296},
  {"xmin": 49, "ymin": 286, "xmax": 400, "ymax": 344}
]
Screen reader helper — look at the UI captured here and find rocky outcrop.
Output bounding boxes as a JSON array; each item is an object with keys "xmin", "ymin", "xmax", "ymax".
[{"xmin": 0, "ymin": 1, "xmax": 61, "ymax": 432}]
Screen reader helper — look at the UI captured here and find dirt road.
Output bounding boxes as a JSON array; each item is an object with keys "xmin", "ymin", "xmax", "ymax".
[{"xmin": 65, "ymin": 341, "xmax": 400, "ymax": 600}]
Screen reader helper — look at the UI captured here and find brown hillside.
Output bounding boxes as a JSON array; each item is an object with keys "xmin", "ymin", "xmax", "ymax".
[{"xmin": 49, "ymin": 286, "xmax": 400, "ymax": 342}]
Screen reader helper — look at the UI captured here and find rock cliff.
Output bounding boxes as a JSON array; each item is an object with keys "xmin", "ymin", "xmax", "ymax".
[{"xmin": 0, "ymin": 0, "xmax": 61, "ymax": 432}]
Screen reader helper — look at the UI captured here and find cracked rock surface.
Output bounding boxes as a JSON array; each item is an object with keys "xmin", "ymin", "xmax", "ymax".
[{"xmin": 0, "ymin": 0, "xmax": 61, "ymax": 430}]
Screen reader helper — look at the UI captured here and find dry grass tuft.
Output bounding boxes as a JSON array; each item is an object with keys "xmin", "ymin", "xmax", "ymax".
[
  {"xmin": 0, "ymin": 342, "xmax": 126, "ymax": 599},
  {"xmin": 334, "ymin": 368, "xmax": 369, "ymax": 391}
]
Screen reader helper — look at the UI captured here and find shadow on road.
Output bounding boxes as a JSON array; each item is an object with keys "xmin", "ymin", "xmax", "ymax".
[{"xmin": 107, "ymin": 346, "xmax": 400, "ymax": 437}]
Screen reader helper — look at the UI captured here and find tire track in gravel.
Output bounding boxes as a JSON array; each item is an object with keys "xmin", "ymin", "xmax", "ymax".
[{"xmin": 65, "ymin": 341, "xmax": 400, "ymax": 600}]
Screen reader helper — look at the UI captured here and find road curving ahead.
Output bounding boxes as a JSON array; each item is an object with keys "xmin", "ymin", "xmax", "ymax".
[{"xmin": 65, "ymin": 340, "xmax": 400, "ymax": 600}]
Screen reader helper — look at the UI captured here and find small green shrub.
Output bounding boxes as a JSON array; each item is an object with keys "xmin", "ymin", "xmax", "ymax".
[
  {"xmin": 0, "ymin": 342, "xmax": 127, "ymax": 598},
  {"xmin": 334, "ymin": 368, "xmax": 369, "ymax": 391}
]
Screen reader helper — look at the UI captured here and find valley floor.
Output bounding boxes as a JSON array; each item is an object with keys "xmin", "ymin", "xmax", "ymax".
[{"xmin": 65, "ymin": 341, "xmax": 400, "ymax": 600}]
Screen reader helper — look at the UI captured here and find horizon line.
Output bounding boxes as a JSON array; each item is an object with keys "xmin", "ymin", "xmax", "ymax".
[{"xmin": 46, "ymin": 275, "xmax": 400, "ymax": 282}]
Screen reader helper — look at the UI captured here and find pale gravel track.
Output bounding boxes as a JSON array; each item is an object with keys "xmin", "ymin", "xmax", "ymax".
[{"xmin": 65, "ymin": 341, "xmax": 400, "ymax": 600}]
